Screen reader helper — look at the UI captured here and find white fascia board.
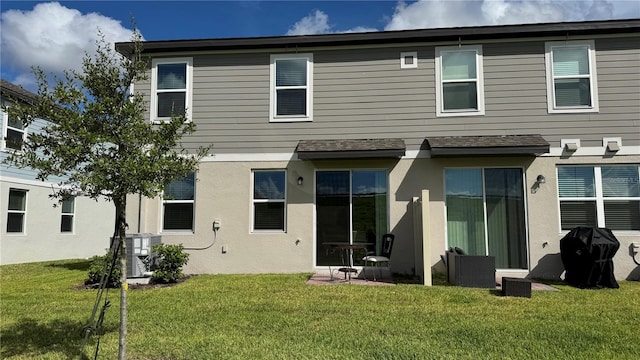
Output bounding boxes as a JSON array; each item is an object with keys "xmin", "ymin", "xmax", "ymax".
[
  {"xmin": 0, "ymin": 176, "xmax": 65, "ymax": 189},
  {"xmin": 201, "ymin": 146, "xmax": 640, "ymax": 162},
  {"xmin": 544, "ymin": 146, "xmax": 640, "ymax": 157},
  {"xmin": 202, "ymin": 153, "xmax": 297, "ymax": 162}
]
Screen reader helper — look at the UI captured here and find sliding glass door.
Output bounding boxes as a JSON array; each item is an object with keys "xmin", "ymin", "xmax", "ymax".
[
  {"xmin": 316, "ymin": 171, "xmax": 350, "ymax": 266},
  {"xmin": 316, "ymin": 170, "xmax": 388, "ymax": 266},
  {"xmin": 445, "ymin": 168, "xmax": 527, "ymax": 269}
]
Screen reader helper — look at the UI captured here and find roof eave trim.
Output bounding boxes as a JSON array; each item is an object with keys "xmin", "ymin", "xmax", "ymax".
[
  {"xmin": 115, "ymin": 19, "xmax": 640, "ymax": 57},
  {"xmin": 429, "ymin": 146, "xmax": 550, "ymax": 157},
  {"xmin": 297, "ymin": 149, "xmax": 406, "ymax": 160}
]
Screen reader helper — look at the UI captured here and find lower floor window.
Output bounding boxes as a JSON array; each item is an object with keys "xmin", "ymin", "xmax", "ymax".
[
  {"xmin": 252, "ymin": 170, "xmax": 286, "ymax": 231},
  {"xmin": 163, "ymin": 172, "xmax": 195, "ymax": 231},
  {"xmin": 558, "ymin": 165, "xmax": 640, "ymax": 231},
  {"xmin": 60, "ymin": 197, "xmax": 75, "ymax": 233},
  {"xmin": 7, "ymin": 189, "xmax": 27, "ymax": 233},
  {"xmin": 445, "ymin": 168, "xmax": 527, "ymax": 269}
]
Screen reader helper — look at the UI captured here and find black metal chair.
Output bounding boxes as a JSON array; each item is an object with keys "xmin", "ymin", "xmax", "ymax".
[{"xmin": 362, "ymin": 233, "xmax": 394, "ymax": 281}]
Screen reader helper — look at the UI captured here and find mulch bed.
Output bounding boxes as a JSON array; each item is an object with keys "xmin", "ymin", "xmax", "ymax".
[{"xmin": 75, "ymin": 275, "xmax": 193, "ymax": 291}]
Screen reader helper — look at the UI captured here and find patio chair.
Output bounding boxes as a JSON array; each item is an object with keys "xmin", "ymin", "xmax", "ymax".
[{"xmin": 362, "ymin": 233, "xmax": 394, "ymax": 281}]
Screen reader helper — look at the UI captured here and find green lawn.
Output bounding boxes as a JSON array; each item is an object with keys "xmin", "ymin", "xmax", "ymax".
[{"xmin": 1, "ymin": 260, "xmax": 639, "ymax": 360}]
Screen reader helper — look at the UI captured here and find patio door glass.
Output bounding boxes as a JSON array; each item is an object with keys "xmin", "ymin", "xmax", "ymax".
[
  {"xmin": 445, "ymin": 168, "xmax": 527, "ymax": 269},
  {"xmin": 316, "ymin": 170, "xmax": 388, "ymax": 266}
]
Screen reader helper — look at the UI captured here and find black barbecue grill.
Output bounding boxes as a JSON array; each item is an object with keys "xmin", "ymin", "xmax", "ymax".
[{"xmin": 560, "ymin": 227, "xmax": 620, "ymax": 289}]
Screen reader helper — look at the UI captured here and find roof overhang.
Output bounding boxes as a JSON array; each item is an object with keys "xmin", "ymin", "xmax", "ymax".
[
  {"xmin": 115, "ymin": 19, "xmax": 640, "ymax": 58},
  {"xmin": 296, "ymin": 139, "xmax": 406, "ymax": 160},
  {"xmin": 425, "ymin": 135, "xmax": 550, "ymax": 157},
  {"xmin": 0, "ymin": 79, "xmax": 38, "ymax": 104}
]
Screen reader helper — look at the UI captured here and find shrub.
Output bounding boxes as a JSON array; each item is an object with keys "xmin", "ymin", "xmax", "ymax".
[
  {"xmin": 151, "ymin": 244, "xmax": 189, "ymax": 284},
  {"xmin": 86, "ymin": 250, "xmax": 121, "ymax": 288}
]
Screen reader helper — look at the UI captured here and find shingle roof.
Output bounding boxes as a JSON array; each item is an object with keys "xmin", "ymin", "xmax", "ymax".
[
  {"xmin": 425, "ymin": 134, "xmax": 549, "ymax": 157},
  {"xmin": 116, "ymin": 19, "xmax": 640, "ymax": 57},
  {"xmin": 296, "ymin": 138, "xmax": 406, "ymax": 160},
  {"xmin": 0, "ymin": 79, "xmax": 38, "ymax": 104}
]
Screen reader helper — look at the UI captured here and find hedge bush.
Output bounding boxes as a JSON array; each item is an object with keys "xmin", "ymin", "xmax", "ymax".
[
  {"xmin": 151, "ymin": 244, "xmax": 189, "ymax": 284},
  {"xmin": 85, "ymin": 250, "xmax": 121, "ymax": 288}
]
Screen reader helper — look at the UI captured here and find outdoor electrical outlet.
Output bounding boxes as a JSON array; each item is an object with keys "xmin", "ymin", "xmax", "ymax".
[
  {"xmin": 632, "ymin": 243, "xmax": 640, "ymax": 252},
  {"xmin": 213, "ymin": 219, "xmax": 221, "ymax": 231}
]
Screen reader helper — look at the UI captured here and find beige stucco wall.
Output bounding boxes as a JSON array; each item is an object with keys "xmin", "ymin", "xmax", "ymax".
[
  {"xmin": 129, "ymin": 154, "xmax": 640, "ymax": 281},
  {"xmin": 130, "ymin": 160, "xmax": 316, "ymax": 274},
  {"xmin": 527, "ymin": 155, "xmax": 640, "ymax": 281},
  {"xmin": 1, "ymin": 180, "xmax": 114, "ymax": 265}
]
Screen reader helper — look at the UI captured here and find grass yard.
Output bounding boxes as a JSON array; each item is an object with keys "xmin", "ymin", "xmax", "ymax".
[{"xmin": 1, "ymin": 260, "xmax": 639, "ymax": 359}]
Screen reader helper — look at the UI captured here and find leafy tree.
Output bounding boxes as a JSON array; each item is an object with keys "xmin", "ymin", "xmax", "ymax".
[{"xmin": 3, "ymin": 29, "xmax": 208, "ymax": 360}]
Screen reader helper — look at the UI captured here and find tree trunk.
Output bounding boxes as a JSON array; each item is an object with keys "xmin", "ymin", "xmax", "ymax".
[{"xmin": 115, "ymin": 200, "xmax": 127, "ymax": 360}]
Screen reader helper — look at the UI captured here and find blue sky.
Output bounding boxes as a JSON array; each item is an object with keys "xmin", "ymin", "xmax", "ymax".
[{"xmin": 1, "ymin": 1, "xmax": 639, "ymax": 90}]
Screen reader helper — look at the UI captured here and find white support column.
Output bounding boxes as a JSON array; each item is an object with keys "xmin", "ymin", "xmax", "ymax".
[
  {"xmin": 421, "ymin": 190, "xmax": 432, "ymax": 286},
  {"xmin": 412, "ymin": 196, "xmax": 423, "ymax": 282}
]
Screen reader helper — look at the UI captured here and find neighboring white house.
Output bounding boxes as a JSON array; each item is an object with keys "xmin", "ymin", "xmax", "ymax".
[{"xmin": 1, "ymin": 79, "xmax": 114, "ymax": 265}]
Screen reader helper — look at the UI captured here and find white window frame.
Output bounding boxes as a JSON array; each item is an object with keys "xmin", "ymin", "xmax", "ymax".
[
  {"xmin": 161, "ymin": 172, "xmax": 196, "ymax": 233},
  {"xmin": 545, "ymin": 40, "xmax": 599, "ymax": 113},
  {"xmin": 557, "ymin": 165, "xmax": 640, "ymax": 232},
  {"xmin": 6, "ymin": 188, "xmax": 27, "ymax": 234},
  {"xmin": 60, "ymin": 196, "xmax": 75, "ymax": 233},
  {"xmin": 150, "ymin": 57, "xmax": 193, "ymax": 123},
  {"xmin": 1, "ymin": 109, "xmax": 27, "ymax": 152},
  {"xmin": 435, "ymin": 45, "xmax": 485, "ymax": 117},
  {"xmin": 251, "ymin": 169, "xmax": 287, "ymax": 233},
  {"xmin": 269, "ymin": 53, "xmax": 313, "ymax": 123}
]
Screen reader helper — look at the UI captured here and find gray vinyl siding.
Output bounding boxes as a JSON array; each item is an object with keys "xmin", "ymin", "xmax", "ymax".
[
  {"xmin": 312, "ymin": 47, "xmax": 432, "ymax": 151},
  {"xmin": 141, "ymin": 35, "xmax": 639, "ymax": 154}
]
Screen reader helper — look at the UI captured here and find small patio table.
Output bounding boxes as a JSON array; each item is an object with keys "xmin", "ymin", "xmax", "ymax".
[{"xmin": 323, "ymin": 242, "xmax": 370, "ymax": 282}]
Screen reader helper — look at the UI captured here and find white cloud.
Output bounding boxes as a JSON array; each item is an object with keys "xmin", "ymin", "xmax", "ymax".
[
  {"xmin": 287, "ymin": 10, "xmax": 332, "ymax": 35},
  {"xmin": 287, "ymin": 1, "xmax": 637, "ymax": 37},
  {"xmin": 384, "ymin": 0, "xmax": 629, "ymax": 31},
  {"xmin": 1, "ymin": 2, "xmax": 136, "ymax": 86},
  {"xmin": 286, "ymin": 10, "xmax": 377, "ymax": 35},
  {"xmin": 612, "ymin": 0, "xmax": 640, "ymax": 18}
]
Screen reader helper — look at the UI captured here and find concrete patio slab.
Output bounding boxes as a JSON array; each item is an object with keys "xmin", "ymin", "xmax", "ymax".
[{"xmin": 306, "ymin": 272, "xmax": 395, "ymax": 286}]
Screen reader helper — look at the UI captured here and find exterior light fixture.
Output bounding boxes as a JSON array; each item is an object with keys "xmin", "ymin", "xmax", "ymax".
[
  {"xmin": 531, "ymin": 174, "xmax": 546, "ymax": 194},
  {"xmin": 297, "ymin": 176, "xmax": 304, "ymax": 185}
]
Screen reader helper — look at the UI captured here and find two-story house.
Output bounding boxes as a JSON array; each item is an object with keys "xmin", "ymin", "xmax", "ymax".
[
  {"xmin": 1, "ymin": 79, "xmax": 114, "ymax": 265},
  {"xmin": 116, "ymin": 19, "xmax": 640, "ymax": 281}
]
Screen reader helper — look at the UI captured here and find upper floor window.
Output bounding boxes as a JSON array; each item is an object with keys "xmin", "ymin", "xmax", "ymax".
[
  {"xmin": 558, "ymin": 165, "xmax": 639, "ymax": 231},
  {"xmin": 435, "ymin": 45, "xmax": 484, "ymax": 117},
  {"xmin": 545, "ymin": 40, "xmax": 599, "ymax": 113},
  {"xmin": 252, "ymin": 170, "xmax": 286, "ymax": 232},
  {"xmin": 151, "ymin": 57, "xmax": 193, "ymax": 123},
  {"xmin": 270, "ymin": 54, "xmax": 313, "ymax": 122},
  {"xmin": 7, "ymin": 189, "xmax": 27, "ymax": 233},
  {"xmin": 162, "ymin": 172, "xmax": 195, "ymax": 232},
  {"xmin": 2, "ymin": 110, "xmax": 26, "ymax": 151},
  {"xmin": 60, "ymin": 196, "xmax": 75, "ymax": 233}
]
